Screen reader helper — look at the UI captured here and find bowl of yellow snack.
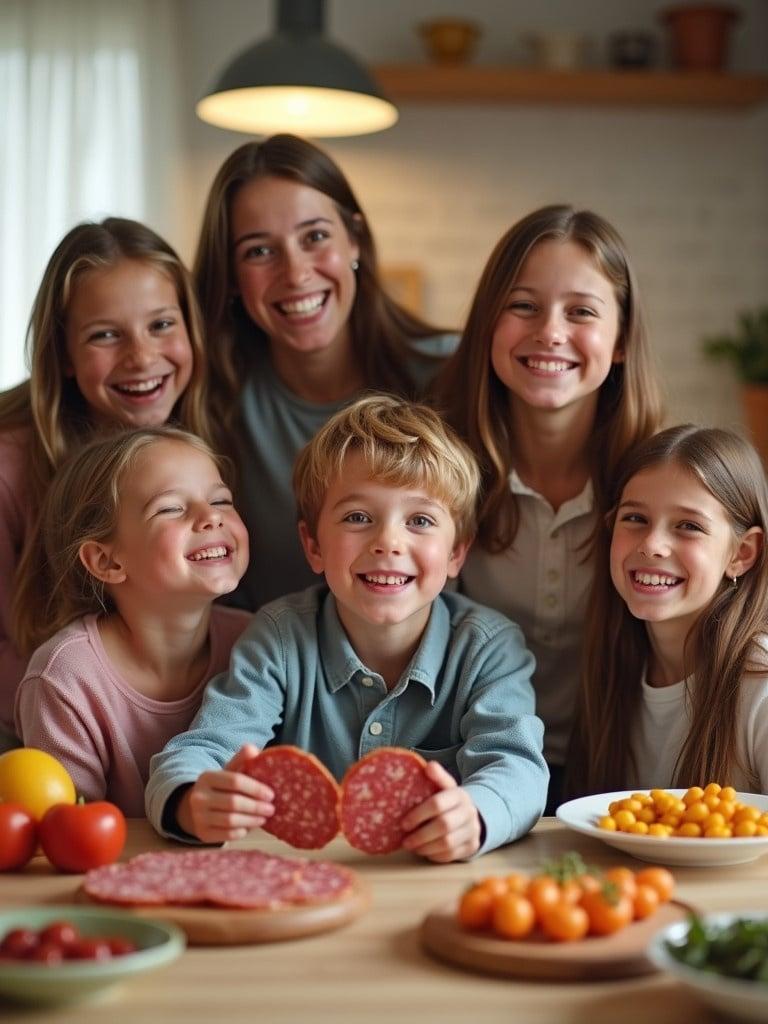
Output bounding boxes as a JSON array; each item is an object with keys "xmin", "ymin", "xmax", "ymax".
[{"xmin": 557, "ymin": 787, "xmax": 768, "ymax": 867}]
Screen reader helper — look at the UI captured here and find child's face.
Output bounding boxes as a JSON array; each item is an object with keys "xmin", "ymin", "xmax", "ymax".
[
  {"xmin": 65, "ymin": 259, "xmax": 193, "ymax": 428},
  {"xmin": 230, "ymin": 176, "xmax": 360, "ymax": 361},
  {"xmin": 299, "ymin": 451, "xmax": 467, "ymax": 640},
  {"xmin": 610, "ymin": 463, "xmax": 740, "ymax": 642},
  {"xmin": 490, "ymin": 239, "xmax": 622, "ymax": 417},
  {"xmin": 102, "ymin": 440, "xmax": 249, "ymax": 603}
]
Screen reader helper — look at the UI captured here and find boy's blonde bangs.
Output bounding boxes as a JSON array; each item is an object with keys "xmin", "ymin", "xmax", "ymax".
[{"xmin": 294, "ymin": 395, "xmax": 480, "ymax": 543}]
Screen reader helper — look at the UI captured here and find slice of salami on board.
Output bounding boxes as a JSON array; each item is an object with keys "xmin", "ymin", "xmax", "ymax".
[
  {"xmin": 243, "ymin": 745, "xmax": 341, "ymax": 849},
  {"xmin": 83, "ymin": 849, "xmax": 354, "ymax": 910},
  {"xmin": 339, "ymin": 747, "xmax": 439, "ymax": 854}
]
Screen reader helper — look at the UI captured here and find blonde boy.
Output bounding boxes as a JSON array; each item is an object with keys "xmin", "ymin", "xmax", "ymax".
[{"xmin": 147, "ymin": 396, "xmax": 547, "ymax": 860}]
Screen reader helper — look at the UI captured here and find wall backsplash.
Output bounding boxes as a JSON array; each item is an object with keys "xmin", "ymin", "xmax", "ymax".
[{"xmin": 179, "ymin": 0, "xmax": 768, "ymax": 431}]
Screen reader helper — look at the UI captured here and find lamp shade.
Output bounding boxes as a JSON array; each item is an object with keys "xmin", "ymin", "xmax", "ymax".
[{"xmin": 196, "ymin": 0, "xmax": 398, "ymax": 137}]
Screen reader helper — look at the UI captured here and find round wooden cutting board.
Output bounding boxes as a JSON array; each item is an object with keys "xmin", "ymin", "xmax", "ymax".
[
  {"xmin": 420, "ymin": 899, "xmax": 691, "ymax": 981},
  {"xmin": 77, "ymin": 874, "xmax": 371, "ymax": 946}
]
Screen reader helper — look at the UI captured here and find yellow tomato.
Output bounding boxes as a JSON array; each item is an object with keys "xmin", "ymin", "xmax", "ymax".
[{"xmin": 0, "ymin": 748, "xmax": 76, "ymax": 820}]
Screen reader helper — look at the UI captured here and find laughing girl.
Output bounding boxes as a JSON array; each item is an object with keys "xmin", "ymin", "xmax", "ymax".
[
  {"xmin": 14, "ymin": 427, "xmax": 250, "ymax": 815},
  {"xmin": 569, "ymin": 424, "xmax": 768, "ymax": 795}
]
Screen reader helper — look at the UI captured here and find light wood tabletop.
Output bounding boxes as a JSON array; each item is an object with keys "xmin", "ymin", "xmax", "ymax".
[{"xmin": 2, "ymin": 817, "xmax": 766, "ymax": 1023}]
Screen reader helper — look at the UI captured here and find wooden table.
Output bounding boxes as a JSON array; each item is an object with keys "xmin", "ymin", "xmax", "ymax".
[{"xmin": 2, "ymin": 818, "xmax": 766, "ymax": 1023}]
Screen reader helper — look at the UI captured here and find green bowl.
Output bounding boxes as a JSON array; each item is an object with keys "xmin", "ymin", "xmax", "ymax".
[{"xmin": 0, "ymin": 905, "xmax": 185, "ymax": 1006}]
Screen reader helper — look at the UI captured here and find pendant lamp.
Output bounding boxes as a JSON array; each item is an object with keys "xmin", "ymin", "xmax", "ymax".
[{"xmin": 196, "ymin": 0, "xmax": 398, "ymax": 137}]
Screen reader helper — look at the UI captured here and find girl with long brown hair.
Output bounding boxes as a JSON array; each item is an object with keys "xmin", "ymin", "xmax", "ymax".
[
  {"xmin": 568, "ymin": 425, "xmax": 768, "ymax": 796},
  {"xmin": 434, "ymin": 205, "xmax": 664, "ymax": 810},
  {"xmin": 0, "ymin": 217, "xmax": 212, "ymax": 749},
  {"xmin": 194, "ymin": 133, "xmax": 456, "ymax": 611}
]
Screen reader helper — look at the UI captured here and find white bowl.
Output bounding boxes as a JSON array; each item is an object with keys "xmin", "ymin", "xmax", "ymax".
[
  {"xmin": 0, "ymin": 905, "xmax": 185, "ymax": 1006},
  {"xmin": 556, "ymin": 790, "xmax": 768, "ymax": 867},
  {"xmin": 648, "ymin": 912, "xmax": 768, "ymax": 1022}
]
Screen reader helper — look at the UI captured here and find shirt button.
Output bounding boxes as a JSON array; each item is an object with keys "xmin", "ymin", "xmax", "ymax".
[
  {"xmin": 546, "ymin": 569, "xmax": 560, "ymax": 583},
  {"xmin": 361, "ymin": 676, "xmax": 374, "ymax": 687},
  {"xmin": 369, "ymin": 722, "xmax": 383, "ymax": 736},
  {"xmin": 545, "ymin": 594, "xmax": 558, "ymax": 608}
]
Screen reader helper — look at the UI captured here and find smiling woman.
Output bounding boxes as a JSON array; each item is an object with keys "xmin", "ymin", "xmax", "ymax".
[
  {"xmin": 194, "ymin": 134, "xmax": 458, "ymax": 611},
  {"xmin": 0, "ymin": 218, "xmax": 212, "ymax": 752}
]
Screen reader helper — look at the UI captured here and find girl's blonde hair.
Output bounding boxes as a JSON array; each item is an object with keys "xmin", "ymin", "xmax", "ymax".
[
  {"xmin": 0, "ymin": 217, "xmax": 212, "ymax": 511},
  {"xmin": 434, "ymin": 205, "xmax": 664, "ymax": 550},
  {"xmin": 13, "ymin": 426, "xmax": 221, "ymax": 656},
  {"xmin": 293, "ymin": 394, "xmax": 480, "ymax": 546},
  {"xmin": 568, "ymin": 424, "xmax": 768, "ymax": 796},
  {"xmin": 194, "ymin": 134, "xmax": 445, "ymax": 437}
]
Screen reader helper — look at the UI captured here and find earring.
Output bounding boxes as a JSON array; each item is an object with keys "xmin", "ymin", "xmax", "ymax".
[
  {"xmin": 350, "ymin": 259, "xmax": 359, "ymax": 271},
  {"xmin": 731, "ymin": 575, "xmax": 739, "ymax": 589}
]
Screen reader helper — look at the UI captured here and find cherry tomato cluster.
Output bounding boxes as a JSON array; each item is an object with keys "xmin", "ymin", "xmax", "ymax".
[
  {"xmin": 0, "ymin": 920, "xmax": 137, "ymax": 965},
  {"xmin": 598, "ymin": 784, "xmax": 768, "ymax": 839},
  {"xmin": 457, "ymin": 852, "xmax": 675, "ymax": 943},
  {"xmin": 0, "ymin": 799, "xmax": 126, "ymax": 874}
]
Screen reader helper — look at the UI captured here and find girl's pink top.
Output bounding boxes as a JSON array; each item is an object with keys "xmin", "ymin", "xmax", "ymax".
[
  {"xmin": 14, "ymin": 607, "xmax": 251, "ymax": 816},
  {"xmin": 0, "ymin": 429, "xmax": 30, "ymax": 732}
]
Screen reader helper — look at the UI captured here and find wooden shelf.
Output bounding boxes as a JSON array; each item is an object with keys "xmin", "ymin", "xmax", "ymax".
[{"xmin": 374, "ymin": 64, "xmax": 768, "ymax": 109}]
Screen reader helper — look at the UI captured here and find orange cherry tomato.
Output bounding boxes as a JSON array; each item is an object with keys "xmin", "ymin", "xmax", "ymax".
[
  {"xmin": 559, "ymin": 879, "xmax": 583, "ymax": 905},
  {"xmin": 634, "ymin": 866, "xmax": 675, "ymax": 903},
  {"xmin": 577, "ymin": 873, "xmax": 602, "ymax": 895},
  {"xmin": 581, "ymin": 889, "xmax": 634, "ymax": 936},
  {"xmin": 492, "ymin": 893, "xmax": 536, "ymax": 939},
  {"xmin": 539, "ymin": 902, "xmax": 590, "ymax": 942},
  {"xmin": 504, "ymin": 872, "xmax": 529, "ymax": 895},
  {"xmin": 479, "ymin": 876, "xmax": 510, "ymax": 900},
  {"xmin": 458, "ymin": 885, "xmax": 495, "ymax": 929},
  {"xmin": 603, "ymin": 866, "xmax": 637, "ymax": 898},
  {"xmin": 633, "ymin": 883, "xmax": 660, "ymax": 920},
  {"xmin": 526, "ymin": 876, "xmax": 562, "ymax": 918}
]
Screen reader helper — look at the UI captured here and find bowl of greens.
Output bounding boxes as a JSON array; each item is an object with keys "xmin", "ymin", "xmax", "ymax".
[{"xmin": 648, "ymin": 912, "xmax": 768, "ymax": 1021}]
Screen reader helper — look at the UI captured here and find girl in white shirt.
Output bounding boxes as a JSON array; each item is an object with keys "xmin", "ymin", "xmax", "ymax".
[
  {"xmin": 434, "ymin": 206, "xmax": 664, "ymax": 809},
  {"xmin": 569, "ymin": 424, "xmax": 768, "ymax": 795}
]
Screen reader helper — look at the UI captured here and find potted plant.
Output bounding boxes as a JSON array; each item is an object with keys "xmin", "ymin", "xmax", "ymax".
[{"xmin": 702, "ymin": 307, "xmax": 768, "ymax": 466}]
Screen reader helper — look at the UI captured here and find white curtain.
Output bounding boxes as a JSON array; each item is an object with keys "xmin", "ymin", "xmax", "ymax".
[{"xmin": 0, "ymin": 0, "xmax": 181, "ymax": 388}]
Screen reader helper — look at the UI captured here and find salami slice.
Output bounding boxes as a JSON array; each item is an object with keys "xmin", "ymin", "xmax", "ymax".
[
  {"xmin": 83, "ymin": 849, "xmax": 353, "ymax": 910},
  {"xmin": 242, "ymin": 746, "xmax": 341, "ymax": 850},
  {"xmin": 339, "ymin": 747, "xmax": 439, "ymax": 854}
]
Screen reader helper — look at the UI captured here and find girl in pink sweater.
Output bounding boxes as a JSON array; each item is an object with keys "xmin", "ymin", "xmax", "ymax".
[{"xmin": 14, "ymin": 427, "xmax": 250, "ymax": 816}]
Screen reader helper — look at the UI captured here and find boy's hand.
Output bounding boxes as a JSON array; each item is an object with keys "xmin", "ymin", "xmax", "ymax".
[
  {"xmin": 177, "ymin": 744, "xmax": 275, "ymax": 843},
  {"xmin": 399, "ymin": 761, "xmax": 481, "ymax": 863}
]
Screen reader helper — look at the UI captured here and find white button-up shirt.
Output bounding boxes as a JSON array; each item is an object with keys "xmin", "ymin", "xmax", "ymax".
[{"xmin": 460, "ymin": 470, "xmax": 595, "ymax": 766}]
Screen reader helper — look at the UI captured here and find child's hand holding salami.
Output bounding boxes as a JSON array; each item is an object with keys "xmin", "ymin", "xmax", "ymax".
[
  {"xmin": 178, "ymin": 744, "xmax": 275, "ymax": 843},
  {"xmin": 399, "ymin": 761, "xmax": 482, "ymax": 863}
]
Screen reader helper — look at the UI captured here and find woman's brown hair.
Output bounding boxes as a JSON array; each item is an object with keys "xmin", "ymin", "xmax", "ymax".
[
  {"xmin": 568, "ymin": 424, "xmax": 768, "ymax": 795},
  {"xmin": 433, "ymin": 204, "xmax": 664, "ymax": 551},
  {"xmin": 193, "ymin": 133, "xmax": 444, "ymax": 435}
]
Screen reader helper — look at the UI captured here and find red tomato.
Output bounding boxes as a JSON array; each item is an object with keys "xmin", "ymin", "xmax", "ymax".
[
  {"xmin": 29, "ymin": 941, "xmax": 65, "ymax": 965},
  {"xmin": 68, "ymin": 937, "xmax": 112, "ymax": 961},
  {"xmin": 38, "ymin": 800, "xmax": 126, "ymax": 873},
  {"xmin": 39, "ymin": 921, "xmax": 80, "ymax": 949},
  {"xmin": 107, "ymin": 937, "xmax": 138, "ymax": 956},
  {"xmin": 0, "ymin": 928, "xmax": 39, "ymax": 958},
  {"xmin": 0, "ymin": 802, "xmax": 37, "ymax": 871}
]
